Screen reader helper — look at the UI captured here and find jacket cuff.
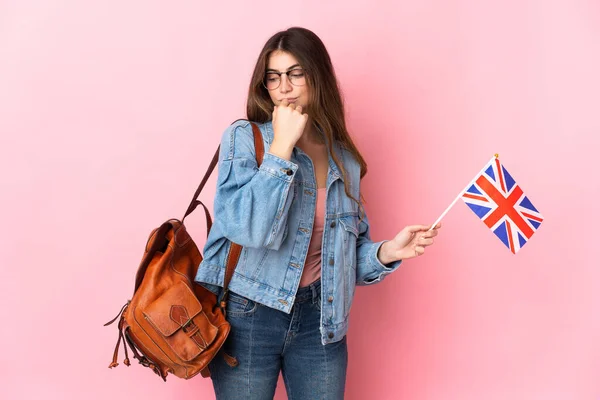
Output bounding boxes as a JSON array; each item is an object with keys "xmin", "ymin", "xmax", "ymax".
[
  {"xmin": 259, "ymin": 152, "xmax": 298, "ymax": 182},
  {"xmin": 365, "ymin": 240, "xmax": 402, "ymax": 284}
]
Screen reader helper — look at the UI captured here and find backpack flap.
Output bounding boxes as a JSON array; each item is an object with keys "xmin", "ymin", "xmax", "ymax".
[{"xmin": 143, "ymin": 281, "xmax": 219, "ymax": 362}]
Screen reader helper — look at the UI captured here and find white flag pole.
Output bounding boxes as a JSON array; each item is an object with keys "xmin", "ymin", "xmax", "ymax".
[{"xmin": 428, "ymin": 155, "xmax": 498, "ymax": 231}]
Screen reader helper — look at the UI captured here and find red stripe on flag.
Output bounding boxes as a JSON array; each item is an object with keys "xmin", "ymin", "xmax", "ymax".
[
  {"xmin": 495, "ymin": 158, "xmax": 506, "ymax": 192},
  {"xmin": 505, "ymin": 221, "xmax": 515, "ymax": 254},
  {"xmin": 463, "ymin": 193, "xmax": 489, "ymax": 202},
  {"xmin": 521, "ymin": 211, "xmax": 543, "ymax": 223},
  {"xmin": 476, "ymin": 176, "xmax": 535, "ymax": 239}
]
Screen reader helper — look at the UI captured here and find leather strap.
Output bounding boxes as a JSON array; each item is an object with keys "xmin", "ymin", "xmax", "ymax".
[
  {"xmin": 182, "ymin": 120, "xmax": 264, "ymax": 227},
  {"xmin": 182, "ymin": 148, "xmax": 219, "ymax": 228}
]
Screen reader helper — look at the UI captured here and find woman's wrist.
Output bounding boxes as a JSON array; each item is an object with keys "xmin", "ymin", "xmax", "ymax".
[
  {"xmin": 269, "ymin": 139, "xmax": 294, "ymax": 161},
  {"xmin": 377, "ymin": 241, "xmax": 398, "ymax": 265}
]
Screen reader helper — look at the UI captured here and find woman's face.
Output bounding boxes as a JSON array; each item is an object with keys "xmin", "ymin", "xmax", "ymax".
[{"xmin": 265, "ymin": 50, "xmax": 309, "ymax": 110}]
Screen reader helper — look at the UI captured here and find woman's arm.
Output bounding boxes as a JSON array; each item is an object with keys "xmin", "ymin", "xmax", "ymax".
[
  {"xmin": 212, "ymin": 120, "xmax": 297, "ymax": 250},
  {"xmin": 355, "ymin": 211, "xmax": 441, "ymax": 285},
  {"xmin": 355, "ymin": 210, "xmax": 403, "ymax": 285}
]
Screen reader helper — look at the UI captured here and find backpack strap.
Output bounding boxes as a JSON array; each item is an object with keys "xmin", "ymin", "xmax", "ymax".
[
  {"xmin": 182, "ymin": 120, "xmax": 264, "ymax": 226},
  {"xmin": 181, "ymin": 120, "xmax": 265, "ymax": 306},
  {"xmin": 181, "ymin": 147, "xmax": 218, "ymax": 228}
]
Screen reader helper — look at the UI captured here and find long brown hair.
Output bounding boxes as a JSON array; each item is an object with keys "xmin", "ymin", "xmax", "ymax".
[{"xmin": 246, "ymin": 27, "xmax": 368, "ymax": 219}]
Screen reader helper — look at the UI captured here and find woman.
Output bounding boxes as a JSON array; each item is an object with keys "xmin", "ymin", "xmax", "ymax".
[{"xmin": 194, "ymin": 26, "xmax": 441, "ymax": 399}]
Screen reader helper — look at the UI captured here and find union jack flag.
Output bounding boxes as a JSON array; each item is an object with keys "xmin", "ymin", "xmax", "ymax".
[{"xmin": 461, "ymin": 157, "xmax": 543, "ymax": 254}]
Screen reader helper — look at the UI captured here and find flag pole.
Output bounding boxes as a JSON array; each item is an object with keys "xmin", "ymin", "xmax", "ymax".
[{"xmin": 428, "ymin": 154, "xmax": 499, "ymax": 231}]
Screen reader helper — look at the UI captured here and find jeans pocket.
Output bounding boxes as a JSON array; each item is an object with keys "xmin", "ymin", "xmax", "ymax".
[{"xmin": 225, "ymin": 291, "xmax": 258, "ymax": 317}]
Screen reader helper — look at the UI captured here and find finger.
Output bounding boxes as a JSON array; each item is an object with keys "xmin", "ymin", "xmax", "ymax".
[
  {"xmin": 280, "ymin": 98, "xmax": 289, "ymax": 107},
  {"xmin": 422, "ymin": 223, "xmax": 441, "ymax": 232},
  {"xmin": 295, "ymin": 105, "xmax": 302, "ymax": 113},
  {"xmin": 414, "ymin": 246, "xmax": 425, "ymax": 256},
  {"xmin": 422, "ymin": 229, "xmax": 439, "ymax": 239},
  {"xmin": 419, "ymin": 237, "xmax": 434, "ymax": 246},
  {"xmin": 405, "ymin": 225, "xmax": 431, "ymax": 234}
]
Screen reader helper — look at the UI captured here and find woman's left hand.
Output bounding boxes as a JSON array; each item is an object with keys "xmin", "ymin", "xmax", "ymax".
[{"xmin": 378, "ymin": 223, "xmax": 441, "ymax": 264}]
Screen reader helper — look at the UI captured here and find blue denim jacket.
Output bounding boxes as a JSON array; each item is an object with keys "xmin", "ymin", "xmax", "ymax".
[{"xmin": 194, "ymin": 119, "xmax": 402, "ymax": 345}]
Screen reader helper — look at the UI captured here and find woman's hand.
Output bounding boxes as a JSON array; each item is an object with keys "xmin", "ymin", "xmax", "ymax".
[
  {"xmin": 269, "ymin": 99, "xmax": 308, "ymax": 160},
  {"xmin": 377, "ymin": 223, "xmax": 441, "ymax": 264}
]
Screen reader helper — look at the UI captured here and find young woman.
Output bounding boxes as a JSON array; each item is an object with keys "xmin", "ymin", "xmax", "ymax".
[{"xmin": 195, "ymin": 26, "xmax": 441, "ymax": 399}]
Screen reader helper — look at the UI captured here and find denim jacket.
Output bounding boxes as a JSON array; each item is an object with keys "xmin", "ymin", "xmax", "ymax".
[{"xmin": 194, "ymin": 119, "xmax": 402, "ymax": 345}]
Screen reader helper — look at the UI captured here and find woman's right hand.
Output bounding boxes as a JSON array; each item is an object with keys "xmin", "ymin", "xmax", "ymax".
[{"xmin": 269, "ymin": 99, "xmax": 308, "ymax": 160}]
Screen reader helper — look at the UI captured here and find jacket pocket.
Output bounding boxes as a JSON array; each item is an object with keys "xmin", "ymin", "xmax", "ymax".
[{"xmin": 339, "ymin": 215, "xmax": 359, "ymax": 260}]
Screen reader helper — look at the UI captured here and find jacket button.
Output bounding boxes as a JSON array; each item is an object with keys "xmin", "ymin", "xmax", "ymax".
[
  {"xmin": 328, "ymin": 332, "xmax": 334, "ymax": 339},
  {"xmin": 286, "ymin": 169, "xmax": 293, "ymax": 176},
  {"xmin": 330, "ymin": 221, "xmax": 336, "ymax": 228},
  {"xmin": 328, "ymin": 258, "xmax": 334, "ymax": 265},
  {"xmin": 327, "ymin": 296, "xmax": 333, "ymax": 303}
]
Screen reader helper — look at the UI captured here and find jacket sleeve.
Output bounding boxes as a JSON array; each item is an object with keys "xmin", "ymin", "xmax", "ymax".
[
  {"xmin": 355, "ymin": 207, "xmax": 403, "ymax": 286},
  {"xmin": 212, "ymin": 120, "xmax": 297, "ymax": 250}
]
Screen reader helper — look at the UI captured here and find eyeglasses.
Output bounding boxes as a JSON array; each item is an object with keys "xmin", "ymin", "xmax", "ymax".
[{"xmin": 262, "ymin": 68, "xmax": 306, "ymax": 90}]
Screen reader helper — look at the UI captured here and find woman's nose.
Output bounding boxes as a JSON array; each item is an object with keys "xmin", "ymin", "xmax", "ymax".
[{"xmin": 278, "ymin": 74, "xmax": 293, "ymax": 93}]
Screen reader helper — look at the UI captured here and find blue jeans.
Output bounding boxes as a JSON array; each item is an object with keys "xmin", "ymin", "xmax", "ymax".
[{"xmin": 208, "ymin": 279, "xmax": 348, "ymax": 399}]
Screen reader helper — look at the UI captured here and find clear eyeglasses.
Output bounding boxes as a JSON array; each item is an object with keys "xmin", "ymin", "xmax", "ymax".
[{"xmin": 262, "ymin": 68, "xmax": 306, "ymax": 90}]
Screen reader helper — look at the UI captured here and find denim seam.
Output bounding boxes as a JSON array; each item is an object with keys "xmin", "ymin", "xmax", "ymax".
[
  {"xmin": 324, "ymin": 332, "xmax": 330, "ymax": 395},
  {"xmin": 282, "ymin": 361, "xmax": 293, "ymax": 400},
  {"xmin": 247, "ymin": 307, "xmax": 255, "ymax": 397},
  {"xmin": 281, "ymin": 306, "xmax": 297, "ymax": 355},
  {"xmin": 250, "ymin": 248, "xmax": 270, "ymax": 280}
]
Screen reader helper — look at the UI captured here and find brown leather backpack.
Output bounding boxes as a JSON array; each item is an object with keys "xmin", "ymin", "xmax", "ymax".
[{"xmin": 105, "ymin": 121, "xmax": 264, "ymax": 381}]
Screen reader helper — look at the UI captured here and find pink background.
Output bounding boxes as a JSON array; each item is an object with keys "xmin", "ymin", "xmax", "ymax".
[{"xmin": 1, "ymin": 1, "xmax": 599, "ymax": 399}]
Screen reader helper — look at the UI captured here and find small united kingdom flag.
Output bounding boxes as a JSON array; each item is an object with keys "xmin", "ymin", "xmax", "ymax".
[{"xmin": 461, "ymin": 156, "xmax": 544, "ymax": 254}]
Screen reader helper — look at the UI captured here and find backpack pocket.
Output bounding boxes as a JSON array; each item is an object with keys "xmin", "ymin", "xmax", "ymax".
[{"xmin": 143, "ymin": 281, "xmax": 218, "ymax": 362}]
